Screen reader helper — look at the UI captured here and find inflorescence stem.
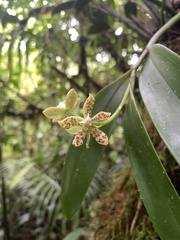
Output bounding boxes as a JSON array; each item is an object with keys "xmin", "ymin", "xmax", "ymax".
[{"xmin": 95, "ymin": 12, "xmax": 180, "ymax": 128}]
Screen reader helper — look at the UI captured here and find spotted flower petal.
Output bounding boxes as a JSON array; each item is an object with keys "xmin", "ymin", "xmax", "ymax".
[
  {"xmin": 90, "ymin": 126, "xmax": 108, "ymax": 145},
  {"xmin": 58, "ymin": 116, "xmax": 83, "ymax": 128},
  {"xmin": 83, "ymin": 94, "xmax": 95, "ymax": 117},
  {"xmin": 72, "ymin": 128, "xmax": 86, "ymax": 147},
  {"xmin": 92, "ymin": 111, "xmax": 111, "ymax": 122}
]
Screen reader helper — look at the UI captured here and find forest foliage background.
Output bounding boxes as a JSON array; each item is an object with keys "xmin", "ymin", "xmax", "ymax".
[{"xmin": 0, "ymin": 0, "xmax": 179, "ymax": 239}]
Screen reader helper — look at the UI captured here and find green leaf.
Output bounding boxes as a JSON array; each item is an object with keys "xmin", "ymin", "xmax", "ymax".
[
  {"xmin": 63, "ymin": 228, "xmax": 86, "ymax": 240},
  {"xmin": 139, "ymin": 44, "xmax": 180, "ymax": 164},
  {"xmin": 62, "ymin": 70, "xmax": 131, "ymax": 219},
  {"xmin": 52, "ymin": 1, "xmax": 75, "ymax": 15},
  {"xmin": 1, "ymin": 12, "xmax": 19, "ymax": 28},
  {"xmin": 124, "ymin": 92, "xmax": 180, "ymax": 240},
  {"xmin": 10, "ymin": 162, "xmax": 35, "ymax": 189},
  {"xmin": 88, "ymin": 23, "xmax": 110, "ymax": 34},
  {"xmin": 124, "ymin": 1, "xmax": 137, "ymax": 18},
  {"xmin": 74, "ymin": 0, "xmax": 92, "ymax": 14},
  {"xmin": 149, "ymin": 44, "xmax": 180, "ymax": 98},
  {"xmin": 88, "ymin": 8, "xmax": 112, "ymax": 34}
]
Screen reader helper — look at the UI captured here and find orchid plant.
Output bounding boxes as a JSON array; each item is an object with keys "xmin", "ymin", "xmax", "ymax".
[
  {"xmin": 42, "ymin": 13, "xmax": 180, "ymax": 240},
  {"xmin": 43, "ymin": 89, "xmax": 112, "ymax": 148}
]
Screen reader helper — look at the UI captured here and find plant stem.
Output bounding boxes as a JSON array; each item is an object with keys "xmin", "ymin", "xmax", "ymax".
[{"xmin": 95, "ymin": 80, "xmax": 131, "ymax": 127}]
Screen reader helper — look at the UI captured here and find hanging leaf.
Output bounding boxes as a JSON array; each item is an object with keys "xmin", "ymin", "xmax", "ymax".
[
  {"xmin": 139, "ymin": 44, "xmax": 180, "ymax": 164},
  {"xmin": 62, "ymin": 70, "xmax": 131, "ymax": 219},
  {"xmin": 74, "ymin": 0, "xmax": 92, "ymax": 14},
  {"xmin": 87, "ymin": 8, "xmax": 113, "ymax": 34},
  {"xmin": 1, "ymin": 12, "xmax": 19, "ymax": 28},
  {"xmin": 124, "ymin": 91, "xmax": 180, "ymax": 240},
  {"xmin": 88, "ymin": 23, "xmax": 110, "ymax": 34},
  {"xmin": 124, "ymin": 1, "xmax": 137, "ymax": 18},
  {"xmin": 52, "ymin": 1, "xmax": 75, "ymax": 15}
]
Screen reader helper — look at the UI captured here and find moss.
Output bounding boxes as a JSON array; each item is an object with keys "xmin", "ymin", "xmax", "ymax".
[{"xmin": 87, "ymin": 168, "xmax": 159, "ymax": 240}]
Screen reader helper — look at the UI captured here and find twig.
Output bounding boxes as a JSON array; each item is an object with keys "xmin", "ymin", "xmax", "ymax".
[
  {"xmin": 161, "ymin": 0, "xmax": 165, "ymax": 25},
  {"xmin": 51, "ymin": 66, "xmax": 85, "ymax": 93},
  {"xmin": 98, "ymin": 3, "xmax": 150, "ymax": 40},
  {"xmin": 130, "ymin": 198, "xmax": 142, "ymax": 235},
  {"xmin": 133, "ymin": 12, "xmax": 180, "ymax": 69}
]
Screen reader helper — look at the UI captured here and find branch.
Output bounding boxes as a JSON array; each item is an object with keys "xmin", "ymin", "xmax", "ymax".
[
  {"xmin": 133, "ymin": 12, "xmax": 180, "ymax": 69},
  {"xmin": 142, "ymin": 0, "xmax": 161, "ymax": 23},
  {"xmin": 78, "ymin": 37, "xmax": 102, "ymax": 93},
  {"xmin": 0, "ymin": 78, "xmax": 43, "ymax": 119},
  {"xmin": 5, "ymin": 108, "xmax": 42, "ymax": 119},
  {"xmin": 51, "ymin": 66, "xmax": 85, "ymax": 94},
  {"xmin": 97, "ymin": 4, "xmax": 150, "ymax": 40},
  {"xmin": 0, "ymin": 5, "xmax": 54, "ymax": 46},
  {"xmin": 79, "ymin": 36, "xmax": 90, "ymax": 94},
  {"xmin": 149, "ymin": 0, "xmax": 175, "ymax": 15}
]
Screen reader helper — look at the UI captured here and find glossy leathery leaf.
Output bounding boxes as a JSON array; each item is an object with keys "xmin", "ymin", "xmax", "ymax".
[
  {"xmin": 139, "ymin": 44, "xmax": 180, "ymax": 164},
  {"xmin": 62, "ymin": 70, "xmax": 131, "ymax": 219},
  {"xmin": 124, "ymin": 92, "xmax": 180, "ymax": 239},
  {"xmin": 149, "ymin": 44, "xmax": 180, "ymax": 98}
]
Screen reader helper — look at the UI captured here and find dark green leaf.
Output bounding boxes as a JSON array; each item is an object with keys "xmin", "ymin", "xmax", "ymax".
[
  {"xmin": 139, "ymin": 44, "xmax": 180, "ymax": 164},
  {"xmin": 89, "ymin": 8, "xmax": 113, "ymax": 28},
  {"xmin": 91, "ymin": 9, "xmax": 109, "ymax": 24},
  {"xmin": 63, "ymin": 228, "xmax": 86, "ymax": 240},
  {"xmin": 88, "ymin": 23, "xmax": 110, "ymax": 34},
  {"xmin": 1, "ymin": 13, "xmax": 19, "ymax": 28},
  {"xmin": 90, "ymin": 8, "xmax": 114, "ymax": 30},
  {"xmin": 52, "ymin": 1, "xmax": 75, "ymax": 15},
  {"xmin": 74, "ymin": 0, "xmax": 92, "ymax": 14},
  {"xmin": 124, "ymin": 1, "xmax": 137, "ymax": 18},
  {"xmin": 124, "ymin": 92, "xmax": 180, "ymax": 240},
  {"xmin": 62, "ymin": 70, "xmax": 131, "ymax": 219}
]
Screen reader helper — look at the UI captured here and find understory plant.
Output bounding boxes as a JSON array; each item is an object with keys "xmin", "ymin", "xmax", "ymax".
[{"xmin": 43, "ymin": 12, "xmax": 180, "ymax": 239}]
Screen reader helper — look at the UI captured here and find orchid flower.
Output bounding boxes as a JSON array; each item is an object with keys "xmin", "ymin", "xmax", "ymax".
[
  {"xmin": 58, "ymin": 94, "xmax": 111, "ymax": 148},
  {"xmin": 42, "ymin": 89, "xmax": 80, "ymax": 122}
]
